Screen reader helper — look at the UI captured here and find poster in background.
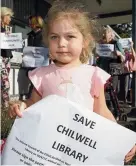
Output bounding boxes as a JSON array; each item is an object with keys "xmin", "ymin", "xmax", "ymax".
[
  {"xmin": 96, "ymin": 44, "xmax": 115, "ymax": 58},
  {"xmin": 118, "ymin": 38, "xmax": 132, "ymax": 49},
  {"xmin": 1, "ymin": 33, "xmax": 22, "ymax": 49},
  {"xmin": 2, "ymin": 95, "xmax": 136, "ymax": 165},
  {"xmin": 22, "ymin": 47, "xmax": 49, "ymax": 67}
]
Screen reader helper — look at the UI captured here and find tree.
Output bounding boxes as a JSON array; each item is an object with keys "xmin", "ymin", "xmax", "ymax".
[{"xmin": 111, "ymin": 23, "xmax": 132, "ymax": 38}]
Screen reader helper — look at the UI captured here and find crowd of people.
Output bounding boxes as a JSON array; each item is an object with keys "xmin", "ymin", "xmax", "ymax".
[
  {"xmin": 95, "ymin": 27, "xmax": 136, "ymax": 104},
  {"xmin": 1, "ymin": 0, "xmax": 136, "ymax": 163}
]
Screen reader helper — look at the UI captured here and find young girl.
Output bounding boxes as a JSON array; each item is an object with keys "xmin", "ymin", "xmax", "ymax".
[{"xmin": 8, "ymin": 0, "xmax": 136, "ymax": 163}]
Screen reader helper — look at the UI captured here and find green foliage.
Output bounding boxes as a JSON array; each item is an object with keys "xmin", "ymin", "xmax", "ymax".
[{"xmin": 111, "ymin": 23, "xmax": 132, "ymax": 38}]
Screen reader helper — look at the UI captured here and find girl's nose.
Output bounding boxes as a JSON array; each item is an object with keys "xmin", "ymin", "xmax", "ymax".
[{"xmin": 58, "ymin": 37, "xmax": 67, "ymax": 48}]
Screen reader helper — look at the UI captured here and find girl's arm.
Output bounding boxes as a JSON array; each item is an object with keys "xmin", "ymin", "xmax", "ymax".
[
  {"xmin": 93, "ymin": 85, "xmax": 116, "ymax": 122},
  {"xmin": 93, "ymin": 85, "xmax": 136, "ymax": 162},
  {"xmin": 9, "ymin": 88, "xmax": 42, "ymax": 118}
]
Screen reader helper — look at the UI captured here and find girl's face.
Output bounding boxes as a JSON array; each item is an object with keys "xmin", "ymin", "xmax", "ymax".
[
  {"xmin": 2, "ymin": 14, "xmax": 11, "ymax": 25},
  {"xmin": 48, "ymin": 19, "xmax": 85, "ymax": 66}
]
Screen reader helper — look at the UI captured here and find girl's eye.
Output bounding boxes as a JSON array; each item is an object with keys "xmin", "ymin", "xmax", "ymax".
[
  {"xmin": 68, "ymin": 35, "xmax": 76, "ymax": 39},
  {"xmin": 50, "ymin": 36, "xmax": 57, "ymax": 40}
]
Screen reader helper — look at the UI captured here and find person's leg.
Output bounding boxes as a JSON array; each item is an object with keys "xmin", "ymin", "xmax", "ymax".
[
  {"xmin": 127, "ymin": 75, "xmax": 132, "ymax": 102},
  {"xmin": 130, "ymin": 76, "xmax": 133, "ymax": 103},
  {"xmin": 27, "ymin": 83, "xmax": 34, "ymax": 99},
  {"xmin": 112, "ymin": 76, "xmax": 118, "ymax": 92},
  {"xmin": 17, "ymin": 68, "xmax": 31, "ymax": 100},
  {"xmin": 27, "ymin": 68, "xmax": 36, "ymax": 99},
  {"xmin": 124, "ymin": 75, "xmax": 129, "ymax": 102},
  {"xmin": 118, "ymin": 75, "xmax": 127, "ymax": 102}
]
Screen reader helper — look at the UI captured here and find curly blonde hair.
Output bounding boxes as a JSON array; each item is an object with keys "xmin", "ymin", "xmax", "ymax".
[{"xmin": 43, "ymin": 0, "xmax": 101, "ymax": 63}]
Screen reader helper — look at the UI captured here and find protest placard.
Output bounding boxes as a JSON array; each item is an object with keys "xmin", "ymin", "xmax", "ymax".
[
  {"xmin": 22, "ymin": 47, "xmax": 49, "ymax": 67},
  {"xmin": 2, "ymin": 95, "xmax": 136, "ymax": 165},
  {"xmin": 1, "ymin": 33, "xmax": 22, "ymax": 49},
  {"xmin": 96, "ymin": 44, "xmax": 115, "ymax": 58},
  {"xmin": 118, "ymin": 38, "xmax": 132, "ymax": 49}
]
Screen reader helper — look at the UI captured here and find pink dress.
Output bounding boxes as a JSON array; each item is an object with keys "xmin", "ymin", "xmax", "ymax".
[{"xmin": 29, "ymin": 64, "xmax": 110, "ymax": 111}]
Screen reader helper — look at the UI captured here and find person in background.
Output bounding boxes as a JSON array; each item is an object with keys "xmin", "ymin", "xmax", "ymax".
[
  {"xmin": 1, "ymin": 7, "xmax": 14, "ymax": 109},
  {"xmin": 97, "ymin": 27, "xmax": 125, "ymax": 94},
  {"xmin": 27, "ymin": 15, "xmax": 44, "ymax": 47},
  {"xmin": 124, "ymin": 41, "xmax": 136, "ymax": 103},
  {"xmin": 128, "ymin": 41, "xmax": 136, "ymax": 71},
  {"xmin": 124, "ymin": 48, "xmax": 132, "ymax": 103},
  {"xmin": 97, "ymin": 27, "xmax": 125, "ymax": 73},
  {"xmin": 18, "ymin": 16, "xmax": 44, "ymax": 100}
]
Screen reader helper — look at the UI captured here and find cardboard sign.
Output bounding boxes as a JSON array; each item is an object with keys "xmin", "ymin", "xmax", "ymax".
[
  {"xmin": 22, "ymin": 47, "xmax": 49, "ymax": 67},
  {"xmin": 2, "ymin": 95, "xmax": 136, "ymax": 165},
  {"xmin": 96, "ymin": 44, "xmax": 115, "ymax": 58},
  {"xmin": 118, "ymin": 38, "xmax": 132, "ymax": 49},
  {"xmin": 1, "ymin": 33, "xmax": 23, "ymax": 49}
]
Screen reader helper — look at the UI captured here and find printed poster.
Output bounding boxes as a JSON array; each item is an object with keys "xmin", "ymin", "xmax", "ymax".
[{"xmin": 2, "ymin": 95, "xmax": 136, "ymax": 165}]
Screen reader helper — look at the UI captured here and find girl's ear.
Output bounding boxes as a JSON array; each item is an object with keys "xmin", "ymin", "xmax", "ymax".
[{"xmin": 83, "ymin": 35, "xmax": 93, "ymax": 48}]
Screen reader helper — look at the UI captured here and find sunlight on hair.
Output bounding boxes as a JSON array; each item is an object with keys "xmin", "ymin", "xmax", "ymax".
[{"xmin": 43, "ymin": 0, "xmax": 102, "ymax": 63}]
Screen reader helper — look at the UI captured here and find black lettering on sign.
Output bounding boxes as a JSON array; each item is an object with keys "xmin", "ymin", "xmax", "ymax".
[
  {"xmin": 52, "ymin": 141, "xmax": 88, "ymax": 163},
  {"xmin": 56, "ymin": 125, "xmax": 97, "ymax": 149},
  {"xmin": 73, "ymin": 114, "xmax": 96, "ymax": 129}
]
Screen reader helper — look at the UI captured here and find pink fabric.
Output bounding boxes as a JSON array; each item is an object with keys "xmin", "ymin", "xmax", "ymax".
[
  {"xmin": 125, "ymin": 52, "xmax": 136, "ymax": 72},
  {"xmin": 29, "ymin": 64, "xmax": 110, "ymax": 110},
  {"xmin": 129, "ymin": 58, "xmax": 136, "ymax": 71}
]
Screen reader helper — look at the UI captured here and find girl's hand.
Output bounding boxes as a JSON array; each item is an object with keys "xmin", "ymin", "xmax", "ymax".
[
  {"xmin": 8, "ymin": 101, "xmax": 26, "ymax": 118},
  {"xmin": 124, "ymin": 145, "xmax": 136, "ymax": 163}
]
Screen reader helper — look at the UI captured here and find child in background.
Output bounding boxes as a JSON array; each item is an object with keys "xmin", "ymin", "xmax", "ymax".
[{"xmin": 8, "ymin": 0, "xmax": 136, "ymax": 163}]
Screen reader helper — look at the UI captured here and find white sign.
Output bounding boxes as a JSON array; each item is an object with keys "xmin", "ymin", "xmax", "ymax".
[
  {"xmin": 2, "ymin": 95, "xmax": 136, "ymax": 165},
  {"xmin": 1, "ymin": 33, "xmax": 23, "ymax": 49},
  {"xmin": 22, "ymin": 47, "xmax": 49, "ymax": 67},
  {"xmin": 118, "ymin": 38, "xmax": 132, "ymax": 49},
  {"xmin": 10, "ymin": 51, "xmax": 23, "ymax": 64},
  {"xmin": 119, "ymin": 38, "xmax": 132, "ymax": 49},
  {"xmin": 96, "ymin": 44, "xmax": 115, "ymax": 58}
]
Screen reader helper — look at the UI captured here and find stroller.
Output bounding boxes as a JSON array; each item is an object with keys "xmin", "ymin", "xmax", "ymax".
[
  {"xmin": 105, "ymin": 76, "xmax": 128, "ymax": 121},
  {"xmin": 104, "ymin": 63, "xmax": 128, "ymax": 121}
]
